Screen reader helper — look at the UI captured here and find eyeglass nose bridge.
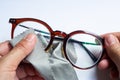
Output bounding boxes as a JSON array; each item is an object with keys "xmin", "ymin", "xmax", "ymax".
[
  {"xmin": 54, "ymin": 30, "xmax": 67, "ymax": 38},
  {"xmin": 45, "ymin": 30, "xmax": 67, "ymax": 52}
]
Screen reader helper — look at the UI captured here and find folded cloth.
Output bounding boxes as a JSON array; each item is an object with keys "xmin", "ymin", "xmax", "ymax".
[{"xmin": 9, "ymin": 29, "xmax": 78, "ymax": 80}]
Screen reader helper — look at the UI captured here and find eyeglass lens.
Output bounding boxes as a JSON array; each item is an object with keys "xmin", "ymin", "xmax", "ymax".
[
  {"xmin": 65, "ymin": 33, "xmax": 103, "ymax": 69},
  {"xmin": 13, "ymin": 21, "xmax": 51, "ymax": 48}
]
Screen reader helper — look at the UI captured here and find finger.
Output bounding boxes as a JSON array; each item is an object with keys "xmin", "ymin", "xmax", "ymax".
[
  {"xmin": 101, "ymin": 32, "xmax": 120, "ymax": 41},
  {"xmin": 0, "ymin": 41, "xmax": 12, "ymax": 56},
  {"xmin": 98, "ymin": 51, "xmax": 110, "ymax": 70},
  {"xmin": 24, "ymin": 63, "xmax": 35, "ymax": 76},
  {"xmin": 98, "ymin": 59, "xmax": 110, "ymax": 70},
  {"xmin": 105, "ymin": 34, "xmax": 120, "ymax": 71},
  {"xmin": 110, "ymin": 67, "xmax": 119, "ymax": 79},
  {"xmin": 17, "ymin": 63, "xmax": 44, "ymax": 80},
  {"xmin": 112, "ymin": 32, "xmax": 120, "ymax": 41},
  {"xmin": 16, "ymin": 63, "xmax": 27, "ymax": 79},
  {"xmin": 1, "ymin": 33, "xmax": 37, "ymax": 70},
  {"xmin": 98, "ymin": 52, "xmax": 115, "ymax": 70}
]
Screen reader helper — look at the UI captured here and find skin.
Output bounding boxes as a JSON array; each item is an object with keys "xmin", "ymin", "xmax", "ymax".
[
  {"xmin": 98, "ymin": 32, "xmax": 120, "ymax": 79},
  {"xmin": 0, "ymin": 33, "xmax": 44, "ymax": 80},
  {"xmin": 0, "ymin": 32, "xmax": 120, "ymax": 80}
]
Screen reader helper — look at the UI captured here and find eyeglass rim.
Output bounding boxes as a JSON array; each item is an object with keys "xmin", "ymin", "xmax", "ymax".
[
  {"xmin": 63, "ymin": 31, "xmax": 104, "ymax": 70},
  {"xmin": 9, "ymin": 18, "xmax": 55, "ymax": 50},
  {"xmin": 9, "ymin": 18, "xmax": 104, "ymax": 70},
  {"xmin": 9, "ymin": 18, "xmax": 53, "ymax": 38}
]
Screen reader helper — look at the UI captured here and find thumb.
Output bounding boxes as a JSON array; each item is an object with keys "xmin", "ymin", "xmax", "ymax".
[
  {"xmin": 105, "ymin": 34, "xmax": 120, "ymax": 70},
  {"xmin": 1, "ymin": 33, "xmax": 37, "ymax": 70}
]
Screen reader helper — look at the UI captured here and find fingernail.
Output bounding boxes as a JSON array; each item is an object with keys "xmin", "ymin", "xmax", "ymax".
[
  {"xmin": 24, "ymin": 33, "xmax": 36, "ymax": 42},
  {"xmin": 105, "ymin": 34, "xmax": 118, "ymax": 46}
]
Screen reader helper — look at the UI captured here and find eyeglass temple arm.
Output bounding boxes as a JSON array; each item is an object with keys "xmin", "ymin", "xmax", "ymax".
[
  {"xmin": 76, "ymin": 41, "xmax": 97, "ymax": 62},
  {"xmin": 19, "ymin": 24, "xmax": 98, "ymax": 62},
  {"xmin": 43, "ymin": 36, "xmax": 97, "ymax": 62},
  {"xmin": 46, "ymin": 35, "xmax": 97, "ymax": 62},
  {"xmin": 19, "ymin": 24, "xmax": 50, "ymax": 35},
  {"xmin": 19, "ymin": 24, "xmax": 100, "ymax": 44},
  {"xmin": 19, "ymin": 24, "xmax": 100, "ymax": 45},
  {"xmin": 44, "ymin": 36, "xmax": 97, "ymax": 62},
  {"xmin": 20, "ymin": 24, "xmax": 98, "ymax": 61}
]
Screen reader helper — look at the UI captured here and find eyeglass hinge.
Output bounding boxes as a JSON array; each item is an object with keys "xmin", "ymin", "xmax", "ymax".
[{"xmin": 9, "ymin": 18, "xmax": 16, "ymax": 23}]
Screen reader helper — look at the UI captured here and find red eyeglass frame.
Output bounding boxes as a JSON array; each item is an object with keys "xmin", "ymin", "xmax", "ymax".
[{"xmin": 9, "ymin": 18, "xmax": 104, "ymax": 70}]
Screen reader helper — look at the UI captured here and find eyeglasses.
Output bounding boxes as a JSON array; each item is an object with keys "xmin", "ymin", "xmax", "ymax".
[{"xmin": 9, "ymin": 18, "xmax": 104, "ymax": 70}]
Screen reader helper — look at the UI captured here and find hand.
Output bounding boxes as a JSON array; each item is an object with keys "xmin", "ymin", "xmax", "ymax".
[
  {"xmin": 98, "ymin": 32, "xmax": 120, "ymax": 79},
  {"xmin": 0, "ymin": 34, "xmax": 44, "ymax": 80}
]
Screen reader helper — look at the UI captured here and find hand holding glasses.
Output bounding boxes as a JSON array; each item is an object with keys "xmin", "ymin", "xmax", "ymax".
[{"xmin": 9, "ymin": 18, "xmax": 104, "ymax": 70}]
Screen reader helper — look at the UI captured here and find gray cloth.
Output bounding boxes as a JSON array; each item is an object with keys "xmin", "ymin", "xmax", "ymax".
[{"xmin": 9, "ymin": 29, "xmax": 78, "ymax": 80}]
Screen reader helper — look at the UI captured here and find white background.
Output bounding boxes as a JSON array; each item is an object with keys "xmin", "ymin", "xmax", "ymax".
[{"xmin": 1, "ymin": 0, "xmax": 120, "ymax": 80}]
